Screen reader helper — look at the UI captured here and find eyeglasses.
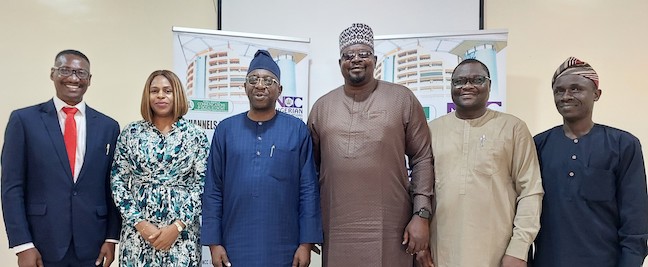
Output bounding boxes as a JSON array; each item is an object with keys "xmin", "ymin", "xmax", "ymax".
[
  {"xmin": 341, "ymin": 50, "xmax": 373, "ymax": 61},
  {"xmin": 553, "ymin": 87, "xmax": 586, "ymax": 97},
  {"xmin": 53, "ymin": 67, "xmax": 91, "ymax": 79},
  {"xmin": 246, "ymin": 75, "xmax": 278, "ymax": 87},
  {"xmin": 451, "ymin": 76, "xmax": 490, "ymax": 87}
]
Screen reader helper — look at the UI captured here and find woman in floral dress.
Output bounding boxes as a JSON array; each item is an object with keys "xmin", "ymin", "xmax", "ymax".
[{"xmin": 111, "ymin": 70, "xmax": 209, "ymax": 267}]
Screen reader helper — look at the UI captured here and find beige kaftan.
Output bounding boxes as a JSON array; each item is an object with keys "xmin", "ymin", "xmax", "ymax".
[
  {"xmin": 308, "ymin": 81, "xmax": 433, "ymax": 267},
  {"xmin": 428, "ymin": 109, "xmax": 543, "ymax": 267}
]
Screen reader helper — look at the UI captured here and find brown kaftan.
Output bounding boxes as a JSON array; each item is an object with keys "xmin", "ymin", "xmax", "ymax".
[{"xmin": 308, "ymin": 81, "xmax": 433, "ymax": 267}]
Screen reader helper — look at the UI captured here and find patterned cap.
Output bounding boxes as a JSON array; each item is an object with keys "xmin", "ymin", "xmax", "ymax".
[
  {"xmin": 552, "ymin": 57, "xmax": 599, "ymax": 88},
  {"xmin": 339, "ymin": 23, "xmax": 374, "ymax": 51},
  {"xmin": 248, "ymin": 50, "xmax": 280, "ymax": 80}
]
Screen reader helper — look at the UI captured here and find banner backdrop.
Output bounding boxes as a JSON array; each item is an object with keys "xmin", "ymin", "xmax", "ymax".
[
  {"xmin": 374, "ymin": 30, "xmax": 508, "ymax": 121},
  {"xmin": 172, "ymin": 27, "xmax": 311, "ymax": 141}
]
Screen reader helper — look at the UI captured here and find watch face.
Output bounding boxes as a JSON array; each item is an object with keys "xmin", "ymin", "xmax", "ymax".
[{"xmin": 416, "ymin": 209, "xmax": 431, "ymax": 219}]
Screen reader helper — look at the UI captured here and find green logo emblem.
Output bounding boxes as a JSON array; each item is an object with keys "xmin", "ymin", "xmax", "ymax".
[{"xmin": 189, "ymin": 100, "xmax": 229, "ymax": 112}]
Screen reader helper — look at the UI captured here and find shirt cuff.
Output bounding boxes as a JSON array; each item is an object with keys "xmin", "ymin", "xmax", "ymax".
[
  {"xmin": 505, "ymin": 238, "xmax": 531, "ymax": 262},
  {"xmin": 413, "ymin": 194, "xmax": 432, "ymax": 213},
  {"xmin": 13, "ymin": 243, "xmax": 35, "ymax": 254},
  {"xmin": 13, "ymin": 239, "xmax": 119, "ymax": 255}
]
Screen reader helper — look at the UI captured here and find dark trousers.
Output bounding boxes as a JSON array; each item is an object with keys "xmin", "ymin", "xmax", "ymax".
[{"xmin": 42, "ymin": 240, "xmax": 100, "ymax": 267}]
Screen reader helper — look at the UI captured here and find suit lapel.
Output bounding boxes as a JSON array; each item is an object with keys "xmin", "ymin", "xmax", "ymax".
[
  {"xmin": 41, "ymin": 100, "xmax": 74, "ymax": 181},
  {"xmin": 77, "ymin": 107, "xmax": 99, "ymax": 183}
]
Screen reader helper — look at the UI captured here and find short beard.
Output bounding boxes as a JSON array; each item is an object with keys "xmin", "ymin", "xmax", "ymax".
[{"xmin": 349, "ymin": 74, "xmax": 366, "ymax": 84}]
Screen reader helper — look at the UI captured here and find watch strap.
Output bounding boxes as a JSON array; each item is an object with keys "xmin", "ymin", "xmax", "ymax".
[{"xmin": 173, "ymin": 221, "xmax": 184, "ymax": 232}]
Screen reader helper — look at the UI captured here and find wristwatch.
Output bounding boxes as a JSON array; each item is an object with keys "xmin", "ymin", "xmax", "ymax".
[
  {"xmin": 173, "ymin": 221, "xmax": 185, "ymax": 232},
  {"xmin": 413, "ymin": 208, "xmax": 431, "ymax": 219}
]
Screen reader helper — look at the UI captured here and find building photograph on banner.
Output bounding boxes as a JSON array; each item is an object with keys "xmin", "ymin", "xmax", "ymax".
[
  {"xmin": 374, "ymin": 30, "xmax": 508, "ymax": 121},
  {"xmin": 172, "ymin": 27, "xmax": 311, "ymax": 139}
]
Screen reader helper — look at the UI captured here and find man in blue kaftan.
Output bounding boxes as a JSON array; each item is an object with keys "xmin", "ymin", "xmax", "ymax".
[
  {"xmin": 201, "ymin": 49, "xmax": 323, "ymax": 267},
  {"xmin": 530, "ymin": 57, "xmax": 648, "ymax": 267}
]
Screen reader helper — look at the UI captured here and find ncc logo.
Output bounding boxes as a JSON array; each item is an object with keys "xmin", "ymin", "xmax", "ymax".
[{"xmin": 277, "ymin": 96, "xmax": 303, "ymax": 108}]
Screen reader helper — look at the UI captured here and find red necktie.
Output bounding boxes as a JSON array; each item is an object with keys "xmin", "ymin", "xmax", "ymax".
[{"xmin": 62, "ymin": 107, "xmax": 78, "ymax": 177}]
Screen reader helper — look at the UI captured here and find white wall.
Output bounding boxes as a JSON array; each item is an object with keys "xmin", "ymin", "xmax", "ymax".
[{"xmin": 486, "ymin": 0, "xmax": 648, "ymax": 137}]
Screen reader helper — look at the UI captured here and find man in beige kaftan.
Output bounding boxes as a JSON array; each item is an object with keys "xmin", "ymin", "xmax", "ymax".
[
  {"xmin": 418, "ymin": 59, "xmax": 543, "ymax": 267},
  {"xmin": 307, "ymin": 23, "xmax": 434, "ymax": 267}
]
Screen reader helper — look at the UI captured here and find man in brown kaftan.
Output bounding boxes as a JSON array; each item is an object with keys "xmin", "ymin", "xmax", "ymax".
[{"xmin": 307, "ymin": 23, "xmax": 434, "ymax": 267}]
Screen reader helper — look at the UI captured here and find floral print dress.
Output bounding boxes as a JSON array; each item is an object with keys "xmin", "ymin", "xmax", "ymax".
[{"xmin": 111, "ymin": 119, "xmax": 209, "ymax": 267}]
